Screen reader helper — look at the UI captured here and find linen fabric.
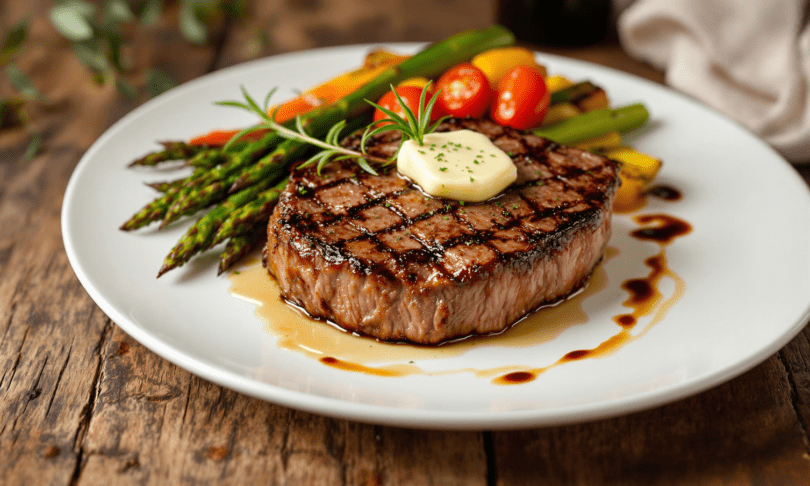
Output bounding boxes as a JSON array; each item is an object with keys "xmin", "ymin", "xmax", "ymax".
[{"xmin": 618, "ymin": 0, "xmax": 810, "ymax": 163}]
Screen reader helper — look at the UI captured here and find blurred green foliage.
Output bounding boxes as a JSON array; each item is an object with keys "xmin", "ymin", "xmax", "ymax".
[{"xmin": 1, "ymin": 0, "xmax": 248, "ymax": 159}]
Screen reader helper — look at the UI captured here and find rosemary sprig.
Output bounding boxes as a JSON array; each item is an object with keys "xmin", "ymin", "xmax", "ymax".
[
  {"xmin": 216, "ymin": 87, "xmax": 388, "ymax": 175},
  {"xmin": 216, "ymin": 83, "xmax": 445, "ymax": 176},
  {"xmin": 362, "ymin": 83, "xmax": 447, "ymax": 150}
]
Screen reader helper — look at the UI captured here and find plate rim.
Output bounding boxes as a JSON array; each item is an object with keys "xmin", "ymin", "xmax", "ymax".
[{"xmin": 62, "ymin": 43, "xmax": 810, "ymax": 430}]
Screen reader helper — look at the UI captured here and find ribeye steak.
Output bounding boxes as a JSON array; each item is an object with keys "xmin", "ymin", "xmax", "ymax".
[{"xmin": 264, "ymin": 118, "xmax": 620, "ymax": 344}]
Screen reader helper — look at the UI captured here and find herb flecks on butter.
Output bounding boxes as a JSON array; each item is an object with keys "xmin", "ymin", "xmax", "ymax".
[{"xmin": 397, "ymin": 130, "xmax": 516, "ymax": 202}]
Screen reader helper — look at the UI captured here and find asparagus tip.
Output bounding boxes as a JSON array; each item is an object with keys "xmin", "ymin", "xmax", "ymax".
[{"xmin": 157, "ymin": 258, "xmax": 178, "ymax": 278}]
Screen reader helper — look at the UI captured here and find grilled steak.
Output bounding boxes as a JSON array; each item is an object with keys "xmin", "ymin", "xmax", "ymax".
[{"xmin": 264, "ymin": 118, "xmax": 620, "ymax": 344}]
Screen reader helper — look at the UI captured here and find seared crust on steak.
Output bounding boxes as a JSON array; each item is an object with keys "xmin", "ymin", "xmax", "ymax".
[{"xmin": 264, "ymin": 118, "xmax": 620, "ymax": 344}]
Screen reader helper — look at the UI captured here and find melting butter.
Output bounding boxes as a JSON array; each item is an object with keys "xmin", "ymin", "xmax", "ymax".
[{"xmin": 397, "ymin": 130, "xmax": 516, "ymax": 202}]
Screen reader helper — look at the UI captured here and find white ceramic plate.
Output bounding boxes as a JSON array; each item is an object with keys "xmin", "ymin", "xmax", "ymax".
[{"xmin": 62, "ymin": 44, "xmax": 810, "ymax": 430}]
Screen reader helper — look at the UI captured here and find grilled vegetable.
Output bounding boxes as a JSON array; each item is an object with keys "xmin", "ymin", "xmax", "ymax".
[
  {"xmin": 545, "ymin": 75, "xmax": 575, "ymax": 93},
  {"xmin": 471, "ymin": 46, "xmax": 546, "ymax": 87},
  {"xmin": 608, "ymin": 146, "xmax": 662, "ymax": 186},
  {"xmin": 573, "ymin": 131, "xmax": 622, "ymax": 152},
  {"xmin": 533, "ymin": 104, "xmax": 649, "ymax": 145},
  {"xmin": 123, "ymin": 25, "xmax": 518, "ymax": 276}
]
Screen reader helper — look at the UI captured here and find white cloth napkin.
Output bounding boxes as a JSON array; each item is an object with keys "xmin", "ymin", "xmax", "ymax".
[{"xmin": 617, "ymin": 0, "xmax": 810, "ymax": 163}]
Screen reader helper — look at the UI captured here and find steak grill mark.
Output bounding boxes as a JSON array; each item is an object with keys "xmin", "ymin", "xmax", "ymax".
[{"xmin": 274, "ymin": 118, "xmax": 618, "ymax": 284}]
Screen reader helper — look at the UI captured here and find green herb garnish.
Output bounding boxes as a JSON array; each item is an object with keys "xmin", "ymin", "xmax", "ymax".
[
  {"xmin": 361, "ymin": 83, "xmax": 447, "ymax": 152},
  {"xmin": 217, "ymin": 83, "xmax": 445, "ymax": 177},
  {"xmin": 216, "ymin": 87, "xmax": 387, "ymax": 176}
]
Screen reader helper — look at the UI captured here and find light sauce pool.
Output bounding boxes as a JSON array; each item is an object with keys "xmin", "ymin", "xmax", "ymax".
[{"xmin": 229, "ymin": 186, "xmax": 690, "ymax": 384}]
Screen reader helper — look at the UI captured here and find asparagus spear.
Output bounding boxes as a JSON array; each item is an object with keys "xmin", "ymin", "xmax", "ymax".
[
  {"xmin": 212, "ymin": 177, "xmax": 288, "ymax": 247},
  {"xmin": 124, "ymin": 160, "xmax": 244, "ymax": 231},
  {"xmin": 142, "ymin": 26, "xmax": 516, "ymax": 276},
  {"xmin": 120, "ymin": 184, "xmax": 187, "ymax": 230},
  {"xmin": 145, "ymin": 155, "xmax": 225, "ymax": 192},
  {"xmin": 186, "ymin": 148, "xmax": 225, "ymax": 169},
  {"xmin": 161, "ymin": 137, "xmax": 304, "ymax": 227},
  {"xmin": 287, "ymin": 26, "xmax": 516, "ymax": 135},
  {"xmin": 157, "ymin": 177, "xmax": 277, "ymax": 277},
  {"xmin": 129, "ymin": 141, "xmax": 202, "ymax": 167},
  {"xmin": 134, "ymin": 149, "xmax": 225, "ymax": 196},
  {"xmin": 227, "ymin": 138, "xmax": 309, "ymax": 193},
  {"xmin": 217, "ymin": 226, "xmax": 267, "ymax": 276},
  {"xmin": 160, "ymin": 178, "xmax": 232, "ymax": 228},
  {"xmin": 189, "ymin": 131, "xmax": 279, "ymax": 187},
  {"xmin": 122, "ymin": 158, "xmax": 233, "ymax": 230},
  {"xmin": 146, "ymin": 178, "xmax": 186, "ymax": 193},
  {"xmin": 227, "ymin": 115, "xmax": 368, "ymax": 193},
  {"xmin": 533, "ymin": 103, "xmax": 649, "ymax": 145},
  {"xmin": 122, "ymin": 131, "xmax": 279, "ymax": 229}
]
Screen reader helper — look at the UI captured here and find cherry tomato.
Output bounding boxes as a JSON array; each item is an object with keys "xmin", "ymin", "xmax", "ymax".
[
  {"xmin": 491, "ymin": 65, "xmax": 550, "ymax": 130},
  {"xmin": 373, "ymin": 86, "xmax": 440, "ymax": 124},
  {"xmin": 434, "ymin": 63, "xmax": 493, "ymax": 118}
]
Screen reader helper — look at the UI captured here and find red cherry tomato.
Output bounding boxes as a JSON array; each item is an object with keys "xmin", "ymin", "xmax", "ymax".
[
  {"xmin": 435, "ymin": 63, "xmax": 493, "ymax": 118},
  {"xmin": 491, "ymin": 65, "xmax": 550, "ymax": 129},
  {"xmin": 373, "ymin": 86, "xmax": 440, "ymax": 124}
]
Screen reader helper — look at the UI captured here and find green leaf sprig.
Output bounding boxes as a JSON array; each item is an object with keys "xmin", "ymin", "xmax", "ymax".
[
  {"xmin": 0, "ymin": 19, "xmax": 44, "ymax": 159},
  {"xmin": 1, "ymin": 20, "xmax": 42, "ymax": 103},
  {"xmin": 47, "ymin": 0, "xmax": 248, "ymax": 99},
  {"xmin": 216, "ymin": 83, "xmax": 445, "ymax": 176},
  {"xmin": 48, "ymin": 0, "xmax": 177, "ymax": 99},
  {"xmin": 362, "ymin": 83, "xmax": 447, "ymax": 151}
]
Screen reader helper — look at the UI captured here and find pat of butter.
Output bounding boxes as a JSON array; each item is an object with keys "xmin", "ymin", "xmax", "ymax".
[{"xmin": 397, "ymin": 130, "xmax": 516, "ymax": 202}]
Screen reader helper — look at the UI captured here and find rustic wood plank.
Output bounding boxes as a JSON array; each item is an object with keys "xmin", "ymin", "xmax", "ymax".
[
  {"xmin": 775, "ymin": 160, "xmax": 810, "ymax": 454},
  {"xmin": 780, "ymin": 322, "xmax": 810, "ymax": 452},
  {"xmin": 3, "ymin": 2, "xmax": 810, "ymax": 485},
  {"xmin": 0, "ymin": 9, "xmax": 120, "ymax": 484},
  {"xmin": 491, "ymin": 353, "xmax": 810, "ymax": 485},
  {"xmin": 0, "ymin": 3, "xmax": 221, "ymax": 484},
  {"xmin": 0, "ymin": 238, "xmax": 110, "ymax": 486},
  {"xmin": 74, "ymin": 327, "xmax": 282, "ymax": 485},
  {"xmin": 76, "ymin": 328, "xmax": 488, "ymax": 485},
  {"xmin": 0, "ymin": 3, "xmax": 493, "ymax": 485}
]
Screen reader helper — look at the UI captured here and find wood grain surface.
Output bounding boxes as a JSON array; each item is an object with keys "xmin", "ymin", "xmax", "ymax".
[{"xmin": 1, "ymin": 1, "xmax": 809, "ymax": 485}]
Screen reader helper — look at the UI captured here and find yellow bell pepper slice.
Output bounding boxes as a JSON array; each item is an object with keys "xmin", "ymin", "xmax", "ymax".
[
  {"xmin": 471, "ymin": 47, "xmax": 546, "ymax": 87},
  {"xmin": 545, "ymin": 75, "xmax": 575, "ymax": 93},
  {"xmin": 606, "ymin": 146, "xmax": 662, "ymax": 186},
  {"xmin": 608, "ymin": 146, "xmax": 663, "ymax": 213},
  {"xmin": 613, "ymin": 173, "xmax": 647, "ymax": 213},
  {"xmin": 397, "ymin": 77, "xmax": 432, "ymax": 89}
]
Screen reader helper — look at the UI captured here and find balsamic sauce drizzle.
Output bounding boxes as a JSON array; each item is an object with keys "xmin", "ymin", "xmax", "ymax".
[
  {"xmin": 265, "ymin": 143, "xmax": 691, "ymax": 386},
  {"xmin": 493, "ymin": 186, "xmax": 691, "ymax": 384}
]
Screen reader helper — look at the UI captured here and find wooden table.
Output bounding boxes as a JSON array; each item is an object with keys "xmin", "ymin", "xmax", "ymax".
[{"xmin": 2, "ymin": 2, "xmax": 810, "ymax": 484}]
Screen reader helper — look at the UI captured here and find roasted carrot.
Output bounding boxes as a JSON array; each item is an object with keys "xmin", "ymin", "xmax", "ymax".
[{"xmin": 189, "ymin": 50, "xmax": 410, "ymax": 147}]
